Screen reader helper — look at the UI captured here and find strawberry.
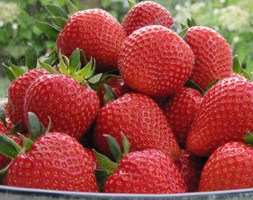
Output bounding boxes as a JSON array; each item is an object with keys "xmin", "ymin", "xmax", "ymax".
[
  {"xmin": 163, "ymin": 87, "xmax": 203, "ymax": 147},
  {"xmin": 175, "ymin": 149, "xmax": 206, "ymax": 192},
  {"xmin": 56, "ymin": 9, "xmax": 126, "ymax": 72},
  {"xmin": 8, "ymin": 69, "xmax": 50, "ymax": 132},
  {"xmin": 122, "ymin": 1, "xmax": 174, "ymax": 36},
  {"xmin": 103, "ymin": 149, "xmax": 186, "ymax": 194},
  {"xmin": 118, "ymin": 25, "xmax": 195, "ymax": 98},
  {"xmin": 24, "ymin": 74, "xmax": 100, "ymax": 140},
  {"xmin": 199, "ymin": 141, "xmax": 253, "ymax": 191},
  {"xmin": 0, "ymin": 112, "xmax": 98, "ymax": 192},
  {"xmin": 3, "ymin": 131, "xmax": 98, "ymax": 192},
  {"xmin": 186, "ymin": 76, "xmax": 253, "ymax": 157},
  {"xmin": 92, "ymin": 92, "xmax": 180, "ymax": 161},
  {"xmin": 185, "ymin": 26, "xmax": 233, "ymax": 90}
]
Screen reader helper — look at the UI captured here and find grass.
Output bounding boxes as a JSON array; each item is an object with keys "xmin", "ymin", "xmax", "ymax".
[{"xmin": 0, "ymin": 76, "xmax": 10, "ymax": 98}]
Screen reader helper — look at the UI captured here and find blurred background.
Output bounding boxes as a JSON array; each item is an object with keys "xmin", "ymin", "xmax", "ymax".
[{"xmin": 0, "ymin": 0, "xmax": 253, "ymax": 98}]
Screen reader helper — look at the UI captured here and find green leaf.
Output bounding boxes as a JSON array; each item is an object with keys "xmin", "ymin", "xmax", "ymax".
[
  {"xmin": 26, "ymin": 43, "xmax": 38, "ymax": 70},
  {"xmin": 46, "ymin": 4, "xmax": 68, "ymax": 20},
  {"xmin": 184, "ymin": 79, "xmax": 205, "ymax": 95},
  {"xmin": 94, "ymin": 169, "xmax": 110, "ymax": 192},
  {"xmin": 35, "ymin": 20, "xmax": 59, "ymax": 38},
  {"xmin": 0, "ymin": 106, "xmax": 7, "ymax": 127},
  {"xmin": 0, "ymin": 133, "xmax": 22, "ymax": 159},
  {"xmin": 7, "ymin": 61, "xmax": 26, "ymax": 78},
  {"xmin": 244, "ymin": 131, "xmax": 253, "ymax": 145},
  {"xmin": 187, "ymin": 18, "xmax": 196, "ymax": 27},
  {"xmin": 28, "ymin": 112, "xmax": 45, "ymax": 142},
  {"xmin": 73, "ymin": 58, "xmax": 96, "ymax": 83},
  {"xmin": 178, "ymin": 27, "xmax": 188, "ymax": 39},
  {"xmin": 103, "ymin": 84, "xmax": 116, "ymax": 104},
  {"xmin": 48, "ymin": 16, "xmax": 67, "ymax": 29},
  {"xmin": 18, "ymin": 133, "xmax": 33, "ymax": 151},
  {"xmin": 127, "ymin": 0, "xmax": 135, "ymax": 9},
  {"xmin": 104, "ymin": 134, "xmax": 123, "ymax": 163},
  {"xmin": 88, "ymin": 73, "xmax": 103, "ymax": 84},
  {"xmin": 39, "ymin": 61, "xmax": 58, "ymax": 74},
  {"xmin": 69, "ymin": 48, "xmax": 81, "ymax": 74},
  {"xmin": 2, "ymin": 64, "xmax": 16, "ymax": 81},
  {"xmin": 93, "ymin": 149, "xmax": 118, "ymax": 174},
  {"xmin": 66, "ymin": 0, "xmax": 78, "ymax": 14},
  {"xmin": 121, "ymin": 132, "xmax": 130, "ymax": 156},
  {"xmin": 233, "ymin": 54, "xmax": 241, "ymax": 74},
  {"xmin": 9, "ymin": 123, "xmax": 21, "ymax": 135},
  {"xmin": 59, "ymin": 59, "xmax": 70, "ymax": 75}
]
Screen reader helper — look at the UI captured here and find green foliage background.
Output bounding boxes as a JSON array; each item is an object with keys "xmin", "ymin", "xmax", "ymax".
[{"xmin": 0, "ymin": 0, "xmax": 252, "ymax": 97}]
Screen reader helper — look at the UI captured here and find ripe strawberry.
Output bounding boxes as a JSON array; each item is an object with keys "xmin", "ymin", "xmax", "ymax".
[
  {"xmin": 3, "ymin": 132, "xmax": 98, "ymax": 192},
  {"xmin": 186, "ymin": 76, "xmax": 253, "ymax": 157},
  {"xmin": 199, "ymin": 141, "xmax": 253, "ymax": 191},
  {"xmin": 118, "ymin": 25, "xmax": 195, "ymax": 98},
  {"xmin": 24, "ymin": 74, "xmax": 100, "ymax": 140},
  {"xmin": 0, "ymin": 120, "xmax": 8, "ymax": 135},
  {"xmin": 57, "ymin": 9, "xmax": 126, "ymax": 72},
  {"xmin": 122, "ymin": 1, "xmax": 174, "ymax": 36},
  {"xmin": 185, "ymin": 26, "xmax": 233, "ymax": 90},
  {"xmin": 93, "ymin": 92, "xmax": 180, "ymax": 160},
  {"xmin": 103, "ymin": 149, "xmax": 186, "ymax": 193},
  {"xmin": 163, "ymin": 87, "xmax": 203, "ymax": 147},
  {"xmin": 175, "ymin": 149, "xmax": 206, "ymax": 192},
  {"xmin": 7, "ymin": 69, "xmax": 50, "ymax": 132}
]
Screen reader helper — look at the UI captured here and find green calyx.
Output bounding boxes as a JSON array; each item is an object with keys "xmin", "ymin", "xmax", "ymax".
[
  {"xmin": 58, "ymin": 49, "xmax": 96, "ymax": 86},
  {"xmin": 93, "ymin": 133, "xmax": 130, "ymax": 191},
  {"xmin": 244, "ymin": 131, "xmax": 253, "ymax": 146}
]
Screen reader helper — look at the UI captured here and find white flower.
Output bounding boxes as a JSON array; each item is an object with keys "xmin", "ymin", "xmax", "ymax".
[
  {"xmin": 175, "ymin": 4, "xmax": 181, "ymax": 11},
  {"xmin": 233, "ymin": 36, "xmax": 240, "ymax": 42},
  {"xmin": 0, "ymin": 21, "xmax": 4, "ymax": 27},
  {"xmin": 12, "ymin": 23, "xmax": 18, "ymax": 30}
]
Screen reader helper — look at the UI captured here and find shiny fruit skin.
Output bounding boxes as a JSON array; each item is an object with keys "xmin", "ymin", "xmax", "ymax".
[
  {"xmin": 24, "ymin": 74, "xmax": 100, "ymax": 140},
  {"xmin": 186, "ymin": 77, "xmax": 253, "ymax": 157},
  {"xmin": 8, "ymin": 69, "xmax": 50, "ymax": 132},
  {"xmin": 199, "ymin": 141, "xmax": 253, "ymax": 191},
  {"xmin": 4, "ymin": 132, "xmax": 98, "ymax": 192},
  {"xmin": 163, "ymin": 87, "xmax": 203, "ymax": 147},
  {"xmin": 57, "ymin": 9, "xmax": 126, "ymax": 72},
  {"xmin": 122, "ymin": 1, "xmax": 174, "ymax": 36},
  {"xmin": 103, "ymin": 149, "xmax": 186, "ymax": 194},
  {"xmin": 185, "ymin": 26, "xmax": 233, "ymax": 90},
  {"xmin": 93, "ymin": 92, "xmax": 180, "ymax": 161},
  {"xmin": 118, "ymin": 25, "xmax": 195, "ymax": 98}
]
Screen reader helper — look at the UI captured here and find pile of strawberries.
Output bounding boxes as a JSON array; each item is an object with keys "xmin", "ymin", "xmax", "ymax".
[{"xmin": 0, "ymin": 0, "xmax": 253, "ymax": 194}]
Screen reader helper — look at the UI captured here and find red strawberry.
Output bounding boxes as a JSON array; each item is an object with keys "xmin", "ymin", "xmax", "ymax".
[
  {"xmin": 199, "ymin": 141, "xmax": 253, "ymax": 191},
  {"xmin": 175, "ymin": 149, "xmax": 206, "ymax": 192},
  {"xmin": 186, "ymin": 76, "xmax": 253, "ymax": 157},
  {"xmin": 3, "ymin": 132, "xmax": 98, "ymax": 192},
  {"xmin": 24, "ymin": 74, "xmax": 100, "ymax": 140},
  {"xmin": 93, "ymin": 92, "xmax": 180, "ymax": 160},
  {"xmin": 122, "ymin": 1, "xmax": 174, "ymax": 36},
  {"xmin": 7, "ymin": 69, "xmax": 50, "ymax": 132},
  {"xmin": 185, "ymin": 26, "xmax": 233, "ymax": 90},
  {"xmin": 0, "ymin": 120, "xmax": 8, "ymax": 135},
  {"xmin": 103, "ymin": 149, "xmax": 186, "ymax": 194},
  {"xmin": 163, "ymin": 87, "xmax": 203, "ymax": 147},
  {"xmin": 118, "ymin": 25, "xmax": 195, "ymax": 98},
  {"xmin": 57, "ymin": 9, "xmax": 126, "ymax": 72}
]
